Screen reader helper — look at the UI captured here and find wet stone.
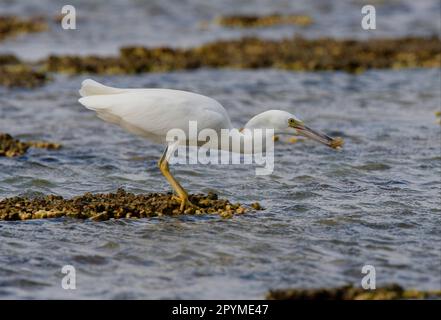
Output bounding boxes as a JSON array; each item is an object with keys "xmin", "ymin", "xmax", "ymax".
[
  {"xmin": 44, "ymin": 36, "xmax": 441, "ymax": 75},
  {"xmin": 0, "ymin": 54, "xmax": 21, "ymax": 65},
  {"xmin": 27, "ymin": 140, "xmax": 62, "ymax": 150},
  {"xmin": 216, "ymin": 14, "xmax": 313, "ymax": 28},
  {"xmin": 266, "ymin": 284, "xmax": 441, "ymax": 300},
  {"xmin": 0, "ymin": 133, "xmax": 61, "ymax": 157},
  {"xmin": 2, "ymin": 36, "xmax": 440, "ymax": 88},
  {"xmin": 0, "ymin": 56, "xmax": 48, "ymax": 88},
  {"xmin": 0, "ymin": 133, "xmax": 29, "ymax": 157},
  {"xmin": 0, "ymin": 16, "xmax": 47, "ymax": 41},
  {"xmin": 251, "ymin": 202, "xmax": 264, "ymax": 210},
  {"xmin": 436, "ymin": 111, "xmax": 441, "ymax": 125},
  {"xmin": 0, "ymin": 188, "xmax": 262, "ymax": 221}
]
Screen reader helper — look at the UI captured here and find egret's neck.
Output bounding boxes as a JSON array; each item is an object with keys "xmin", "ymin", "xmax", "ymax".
[
  {"xmin": 222, "ymin": 128, "xmax": 273, "ymax": 154},
  {"xmin": 203, "ymin": 112, "xmax": 282, "ymax": 154},
  {"xmin": 244, "ymin": 114, "xmax": 264, "ymax": 130},
  {"xmin": 243, "ymin": 112, "xmax": 282, "ymax": 132},
  {"xmin": 228, "ymin": 111, "xmax": 287, "ymax": 154}
]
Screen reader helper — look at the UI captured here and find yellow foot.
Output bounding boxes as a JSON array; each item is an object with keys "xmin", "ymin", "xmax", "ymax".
[{"xmin": 172, "ymin": 195, "xmax": 198, "ymax": 212}]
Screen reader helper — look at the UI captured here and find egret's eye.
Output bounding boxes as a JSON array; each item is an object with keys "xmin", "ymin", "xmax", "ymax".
[{"xmin": 288, "ymin": 118, "xmax": 302, "ymax": 127}]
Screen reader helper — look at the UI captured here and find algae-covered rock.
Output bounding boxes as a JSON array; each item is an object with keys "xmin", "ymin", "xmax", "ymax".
[
  {"xmin": 44, "ymin": 55, "xmax": 128, "ymax": 75},
  {"xmin": 266, "ymin": 284, "xmax": 441, "ymax": 300},
  {"xmin": 216, "ymin": 14, "xmax": 313, "ymax": 28},
  {"xmin": 0, "ymin": 133, "xmax": 61, "ymax": 157},
  {"xmin": 0, "ymin": 54, "xmax": 21, "ymax": 65},
  {"xmin": 0, "ymin": 54, "xmax": 48, "ymax": 88},
  {"xmin": 0, "ymin": 188, "xmax": 263, "ymax": 221},
  {"xmin": 43, "ymin": 36, "xmax": 441, "ymax": 75},
  {"xmin": 27, "ymin": 140, "xmax": 62, "ymax": 150},
  {"xmin": 0, "ymin": 64, "xmax": 48, "ymax": 88},
  {"xmin": 2, "ymin": 36, "xmax": 439, "ymax": 87},
  {"xmin": 0, "ymin": 16, "xmax": 47, "ymax": 41},
  {"xmin": 0, "ymin": 133, "xmax": 29, "ymax": 157}
]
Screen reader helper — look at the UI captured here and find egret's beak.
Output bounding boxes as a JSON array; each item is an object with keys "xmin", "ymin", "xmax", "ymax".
[{"xmin": 289, "ymin": 121, "xmax": 343, "ymax": 149}]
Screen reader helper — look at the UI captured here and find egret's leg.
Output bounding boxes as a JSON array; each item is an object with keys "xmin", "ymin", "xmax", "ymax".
[{"xmin": 158, "ymin": 146, "xmax": 194, "ymax": 211}]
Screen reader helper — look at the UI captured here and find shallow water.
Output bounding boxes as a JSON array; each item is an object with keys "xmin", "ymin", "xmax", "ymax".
[
  {"xmin": 0, "ymin": 0, "xmax": 440, "ymax": 299},
  {"xmin": 1, "ymin": 68, "xmax": 440, "ymax": 299},
  {"xmin": 0, "ymin": 0, "xmax": 440, "ymax": 60}
]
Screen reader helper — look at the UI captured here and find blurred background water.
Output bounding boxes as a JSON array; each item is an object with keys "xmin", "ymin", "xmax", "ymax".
[
  {"xmin": 1, "ymin": 0, "xmax": 440, "ymax": 59},
  {"xmin": 0, "ymin": 0, "xmax": 440, "ymax": 299}
]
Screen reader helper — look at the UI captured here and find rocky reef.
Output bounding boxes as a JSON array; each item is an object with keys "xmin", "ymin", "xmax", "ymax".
[
  {"xmin": 1, "ymin": 36, "xmax": 439, "ymax": 88},
  {"xmin": 0, "ymin": 54, "xmax": 48, "ymax": 88},
  {"xmin": 0, "ymin": 133, "xmax": 61, "ymax": 157},
  {"xmin": 0, "ymin": 16, "xmax": 47, "ymax": 41},
  {"xmin": 266, "ymin": 284, "xmax": 441, "ymax": 300},
  {"xmin": 216, "ymin": 13, "xmax": 313, "ymax": 28},
  {"xmin": 0, "ymin": 188, "xmax": 263, "ymax": 221},
  {"xmin": 44, "ymin": 36, "xmax": 441, "ymax": 75},
  {"xmin": 0, "ymin": 63, "xmax": 48, "ymax": 88}
]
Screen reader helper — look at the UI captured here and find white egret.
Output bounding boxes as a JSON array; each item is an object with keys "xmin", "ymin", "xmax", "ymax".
[{"xmin": 79, "ymin": 79, "xmax": 342, "ymax": 210}]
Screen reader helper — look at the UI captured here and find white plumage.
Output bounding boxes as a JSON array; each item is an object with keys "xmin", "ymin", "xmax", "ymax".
[
  {"xmin": 79, "ymin": 79, "xmax": 232, "ymax": 144},
  {"xmin": 78, "ymin": 79, "xmax": 341, "ymax": 210}
]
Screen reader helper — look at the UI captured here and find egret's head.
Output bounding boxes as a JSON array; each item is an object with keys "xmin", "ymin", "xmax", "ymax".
[
  {"xmin": 287, "ymin": 117, "xmax": 343, "ymax": 149},
  {"xmin": 245, "ymin": 110, "xmax": 343, "ymax": 149}
]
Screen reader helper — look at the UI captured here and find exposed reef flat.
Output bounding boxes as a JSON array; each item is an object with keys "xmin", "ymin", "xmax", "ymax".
[
  {"xmin": 0, "ymin": 64, "xmax": 48, "ymax": 88},
  {"xmin": 216, "ymin": 13, "xmax": 313, "ymax": 28},
  {"xmin": 44, "ymin": 36, "xmax": 441, "ymax": 74},
  {"xmin": 266, "ymin": 284, "xmax": 441, "ymax": 300},
  {"xmin": 436, "ymin": 111, "xmax": 441, "ymax": 125},
  {"xmin": 0, "ymin": 54, "xmax": 48, "ymax": 88},
  {"xmin": 0, "ymin": 133, "xmax": 61, "ymax": 157},
  {"xmin": 0, "ymin": 188, "xmax": 263, "ymax": 221},
  {"xmin": 0, "ymin": 16, "xmax": 47, "ymax": 41},
  {"xmin": 1, "ymin": 36, "xmax": 439, "ymax": 88}
]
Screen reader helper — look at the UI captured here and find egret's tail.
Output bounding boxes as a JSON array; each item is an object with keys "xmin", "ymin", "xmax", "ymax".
[{"xmin": 79, "ymin": 79, "xmax": 123, "ymax": 97}]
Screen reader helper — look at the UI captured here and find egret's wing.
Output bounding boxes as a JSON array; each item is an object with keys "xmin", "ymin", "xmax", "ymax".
[
  {"xmin": 79, "ymin": 79, "xmax": 126, "ymax": 97},
  {"xmin": 79, "ymin": 90, "xmax": 231, "ymax": 143}
]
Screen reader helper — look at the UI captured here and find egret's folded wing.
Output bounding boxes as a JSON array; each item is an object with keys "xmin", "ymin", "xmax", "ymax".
[
  {"xmin": 79, "ymin": 85, "xmax": 233, "ymax": 146},
  {"xmin": 79, "ymin": 91, "xmax": 221, "ymax": 139},
  {"xmin": 79, "ymin": 79, "xmax": 125, "ymax": 97}
]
